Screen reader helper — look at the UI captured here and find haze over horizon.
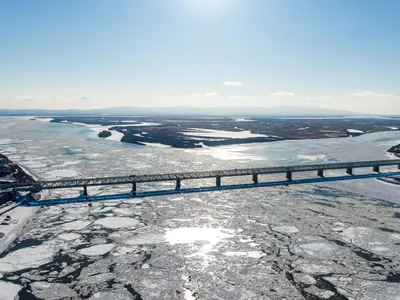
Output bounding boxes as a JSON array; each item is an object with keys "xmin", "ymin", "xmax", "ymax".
[{"xmin": 0, "ymin": 0, "xmax": 399, "ymax": 114}]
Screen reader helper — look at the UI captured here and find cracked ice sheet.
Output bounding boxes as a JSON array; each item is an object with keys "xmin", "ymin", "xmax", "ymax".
[
  {"xmin": 324, "ymin": 277, "xmax": 400, "ymax": 300},
  {"xmin": 341, "ymin": 227, "xmax": 399, "ymax": 256},
  {"xmin": 0, "ymin": 244, "xmax": 56, "ymax": 273}
]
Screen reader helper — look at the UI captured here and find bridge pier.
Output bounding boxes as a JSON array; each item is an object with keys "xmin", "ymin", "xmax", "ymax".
[
  {"xmin": 216, "ymin": 175, "xmax": 221, "ymax": 187},
  {"xmin": 252, "ymin": 174, "xmax": 258, "ymax": 184},
  {"xmin": 317, "ymin": 169, "xmax": 324, "ymax": 177},
  {"xmin": 83, "ymin": 185, "xmax": 88, "ymax": 197},
  {"xmin": 131, "ymin": 182, "xmax": 137, "ymax": 197},
  {"xmin": 346, "ymin": 167, "xmax": 353, "ymax": 175},
  {"xmin": 286, "ymin": 171, "xmax": 293, "ymax": 181},
  {"xmin": 373, "ymin": 165, "xmax": 380, "ymax": 173},
  {"xmin": 175, "ymin": 179, "xmax": 181, "ymax": 191}
]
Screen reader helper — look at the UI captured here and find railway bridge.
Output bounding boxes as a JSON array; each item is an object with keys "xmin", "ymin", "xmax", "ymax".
[{"xmin": 1, "ymin": 159, "xmax": 400, "ymax": 206}]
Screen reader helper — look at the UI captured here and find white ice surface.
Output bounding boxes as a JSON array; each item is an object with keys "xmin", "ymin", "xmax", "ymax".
[
  {"xmin": 57, "ymin": 233, "xmax": 81, "ymax": 241},
  {"xmin": 347, "ymin": 129, "xmax": 364, "ymax": 133},
  {"xmin": 93, "ymin": 217, "xmax": 139, "ymax": 229},
  {"xmin": 0, "ymin": 207, "xmax": 38, "ymax": 254},
  {"xmin": 141, "ymin": 142, "xmax": 171, "ymax": 148},
  {"xmin": 165, "ymin": 227, "xmax": 233, "ymax": 256},
  {"xmin": 297, "ymin": 154, "xmax": 328, "ymax": 162},
  {"xmin": 61, "ymin": 220, "xmax": 92, "ymax": 231},
  {"xmin": 78, "ymin": 244, "xmax": 115, "ymax": 256},
  {"xmin": 181, "ymin": 128, "xmax": 268, "ymax": 138},
  {"xmin": 223, "ymin": 251, "xmax": 265, "ymax": 258},
  {"xmin": 272, "ymin": 225, "xmax": 300, "ymax": 234},
  {"xmin": 125, "ymin": 233, "xmax": 166, "ymax": 245},
  {"xmin": 0, "ymin": 281, "xmax": 22, "ymax": 300},
  {"xmin": 0, "ymin": 244, "xmax": 55, "ymax": 273},
  {"xmin": 46, "ymin": 169, "xmax": 78, "ymax": 178},
  {"xmin": 105, "ymin": 131, "xmax": 124, "ymax": 142}
]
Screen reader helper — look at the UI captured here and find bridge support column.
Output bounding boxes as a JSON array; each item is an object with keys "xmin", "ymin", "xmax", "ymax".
[
  {"xmin": 252, "ymin": 174, "xmax": 258, "ymax": 184},
  {"xmin": 175, "ymin": 179, "xmax": 181, "ymax": 191},
  {"xmin": 346, "ymin": 167, "xmax": 353, "ymax": 175},
  {"xmin": 131, "ymin": 182, "xmax": 137, "ymax": 197},
  {"xmin": 373, "ymin": 165, "xmax": 380, "ymax": 173},
  {"xmin": 216, "ymin": 175, "xmax": 221, "ymax": 187},
  {"xmin": 317, "ymin": 169, "xmax": 324, "ymax": 178},
  {"xmin": 83, "ymin": 185, "xmax": 88, "ymax": 197},
  {"xmin": 286, "ymin": 171, "xmax": 292, "ymax": 181}
]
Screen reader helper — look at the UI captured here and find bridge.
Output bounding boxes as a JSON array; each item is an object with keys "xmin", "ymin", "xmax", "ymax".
[{"xmin": 1, "ymin": 159, "xmax": 400, "ymax": 206}]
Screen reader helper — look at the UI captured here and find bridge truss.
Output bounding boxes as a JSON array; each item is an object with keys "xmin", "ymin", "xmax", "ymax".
[{"xmin": 1, "ymin": 159, "xmax": 399, "ymax": 193}]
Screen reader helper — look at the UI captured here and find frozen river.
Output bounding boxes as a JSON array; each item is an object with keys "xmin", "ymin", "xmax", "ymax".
[{"xmin": 0, "ymin": 117, "xmax": 399, "ymax": 299}]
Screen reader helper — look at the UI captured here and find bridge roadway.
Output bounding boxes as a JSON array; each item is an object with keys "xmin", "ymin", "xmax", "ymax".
[
  {"xmin": 15, "ymin": 171, "xmax": 400, "ymax": 207},
  {"xmin": 1, "ymin": 159, "xmax": 400, "ymax": 194}
]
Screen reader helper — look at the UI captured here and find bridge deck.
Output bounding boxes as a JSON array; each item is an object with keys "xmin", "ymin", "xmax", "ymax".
[
  {"xmin": 1, "ymin": 159, "xmax": 400, "ymax": 191},
  {"xmin": 19, "ymin": 171, "xmax": 400, "ymax": 206}
]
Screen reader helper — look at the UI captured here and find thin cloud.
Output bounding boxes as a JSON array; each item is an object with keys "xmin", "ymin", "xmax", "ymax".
[
  {"xmin": 229, "ymin": 95, "xmax": 265, "ymax": 100},
  {"xmin": 270, "ymin": 92, "xmax": 295, "ymax": 97},
  {"xmin": 223, "ymin": 81, "xmax": 244, "ymax": 87},
  {"xmin": 77, "ymin": 96, "xmax": 91, "ymax": 101},
  {"xmin": 191, "ymin": 93, "xmax": 219, "ymax": 97},
  {"xmin": 204, "ymin": 92, "xmax": 219, "ymax": 97},
  {"xmin": 353, "ymin": 92, "xmax": 399, "ymax": 98}
]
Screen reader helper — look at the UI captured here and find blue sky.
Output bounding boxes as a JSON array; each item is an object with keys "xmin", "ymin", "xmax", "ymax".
[{"xmin": 0, "ymin": 0, "xmax": 399, "ymax": 113}]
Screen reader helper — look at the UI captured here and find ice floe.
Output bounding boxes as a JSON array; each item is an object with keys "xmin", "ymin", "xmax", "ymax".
[
  {"xmin": 62, "ymin": 220, "xmax": 92, "ymax": 231},
  {"xmin": 30, "ymin": 281, "xmax": 78, "ymax": 299},
  {"xmin": 0, "ymin": 244, "xmax": 55, "ymax": 273},
  {"xmin": 272, "ymin": 225, "xmax": 300, "ymax": 234},
  {"xmin": 341, "ymin": 227, "xmax": 396, "ymax": 256},
  {"xmin": 93, "ymin": 217, "xmax": 139, "ymax": 229},
  {"xmin": 78, "ymin": 244, "xmax": 115, "ymax": 256},
  {"xmin": 347, "ymin": 129, "xmax": 364, "ymax": 134},
  {"xmin": 57, "ymin": 233, "xmax": 81, "ymax": 241},
  {"xmin": 0, "ymin": 281, "xmax": 22, "ymax": 300},
  {"xmin": 293, "ymin": 242, "xmax": 340, "ymax": 259}
]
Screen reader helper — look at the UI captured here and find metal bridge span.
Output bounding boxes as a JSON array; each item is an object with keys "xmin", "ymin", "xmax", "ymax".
[{"xmin": 2, "ymin": 159, "xmax": 400, "ymax": 206}]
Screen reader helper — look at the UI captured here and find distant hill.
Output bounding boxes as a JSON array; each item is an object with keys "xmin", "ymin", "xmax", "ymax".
[{"xmin": 0, "ymin": 106, "xmax": 366, "ymax": 117}]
